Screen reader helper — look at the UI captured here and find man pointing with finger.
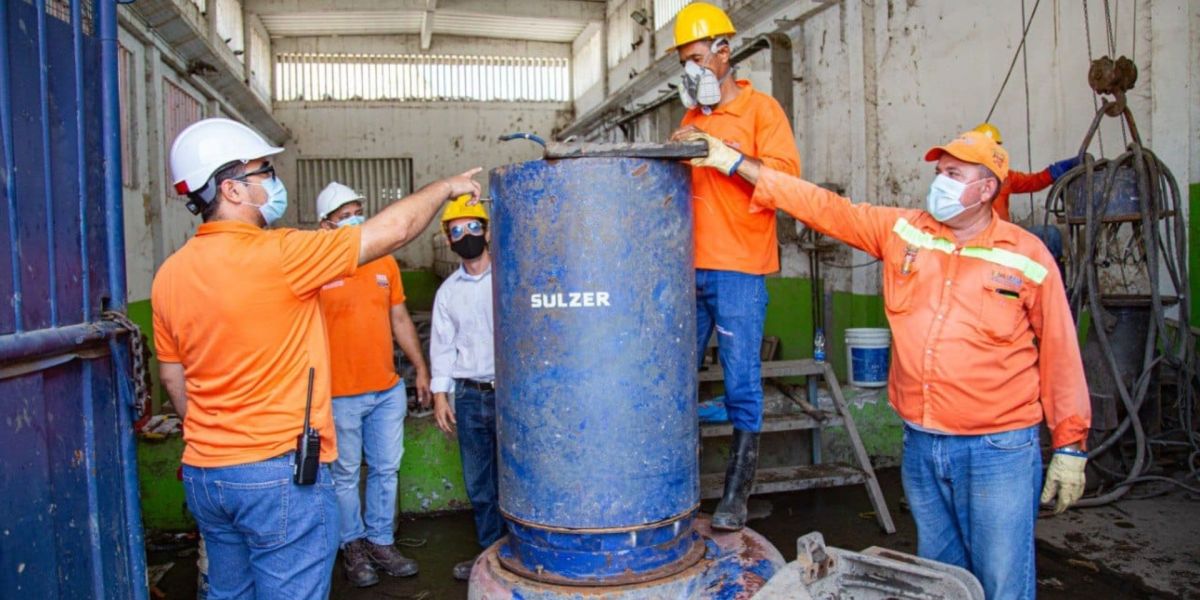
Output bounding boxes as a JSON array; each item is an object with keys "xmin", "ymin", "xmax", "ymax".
[{"xmin": 153, "ymin": 117, "xmax": 482, "ymax": 599}]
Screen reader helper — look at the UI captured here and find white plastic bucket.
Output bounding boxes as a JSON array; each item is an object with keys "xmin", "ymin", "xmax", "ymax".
[{"xmin": 845, "ymin": 328, "xmax": 891, "ymax": 388}]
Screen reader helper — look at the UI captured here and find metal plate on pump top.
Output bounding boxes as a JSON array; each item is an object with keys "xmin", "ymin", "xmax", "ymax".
[{"xmin": 542, "ymin": 140, "xmax": 708, "ymax": 160}]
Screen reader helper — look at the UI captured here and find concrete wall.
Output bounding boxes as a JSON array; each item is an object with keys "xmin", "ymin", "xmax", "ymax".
[{"xmin": 271, "ymin": 35, "xmax": 573, "ymax": 268}]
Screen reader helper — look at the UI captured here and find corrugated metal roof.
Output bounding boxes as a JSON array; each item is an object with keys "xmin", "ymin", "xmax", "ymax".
[{"xmin": 259, "ymin": 10, "xmax": 586, "ymax": 42}]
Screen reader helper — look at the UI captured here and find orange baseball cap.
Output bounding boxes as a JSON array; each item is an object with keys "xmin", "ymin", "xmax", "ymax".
[{"xmin": 924, "ymin": 130, "xmax": 1010, "ymax": 180}]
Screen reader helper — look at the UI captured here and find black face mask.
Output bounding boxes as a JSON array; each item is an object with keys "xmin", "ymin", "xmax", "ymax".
[{"xmin": 450, "ymin": 234, "xmax": 487, "ymax": 259}]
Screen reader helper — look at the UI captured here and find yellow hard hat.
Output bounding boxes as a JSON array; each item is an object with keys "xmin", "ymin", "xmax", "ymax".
[
  {"xmin": 669, "ymin": 2, "xmax": 736, "ymax": 53},
  {"xmin": 972, "ymin": 123, "xmax": 1003, "ymax": 145},
  {"xmin": 441, "ymin": 194, "xmax": 489, "ymax": 225}
]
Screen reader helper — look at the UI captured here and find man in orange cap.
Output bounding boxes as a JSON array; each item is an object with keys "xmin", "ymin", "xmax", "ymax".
[
  {"xmin": 666, "ymin": 1, "xmax": 802, "ymax": 532},
  {"xmin": 684, "ymin": 129, "xmax": 1091, "ymax": 600}
]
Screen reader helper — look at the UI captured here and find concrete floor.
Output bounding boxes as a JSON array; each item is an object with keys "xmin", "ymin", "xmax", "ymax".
[
  {"xmin": 151, "ymin": 468, "xmax": 1193, "ymax": 599},
  {"xmin": 1035, "ymin": 484, "xmax": 1200, "ymax": 599}
]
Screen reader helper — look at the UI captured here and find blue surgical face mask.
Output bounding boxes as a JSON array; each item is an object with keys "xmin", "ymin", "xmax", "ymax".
[
  {"xmin": 242, "ymin": 176, "xmax": 289, "ymax": 226},
  {"xmin": 336, "ymin": 215, "xmax": 366, "ymax": 228},
  {"xmin": 925, "ymin": 174, "xmax": 984, "ymax": 223}
]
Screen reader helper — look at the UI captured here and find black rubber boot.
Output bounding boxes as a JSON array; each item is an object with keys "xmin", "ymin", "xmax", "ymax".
[{"xmin": 710, "ymin": 429, "xmax": 759, "ymax": 531}]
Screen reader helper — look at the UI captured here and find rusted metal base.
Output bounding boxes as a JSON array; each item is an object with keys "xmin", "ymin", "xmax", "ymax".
[{"xmin": 468, "ymin": 515, "xmax": 784, "ymax": 600}]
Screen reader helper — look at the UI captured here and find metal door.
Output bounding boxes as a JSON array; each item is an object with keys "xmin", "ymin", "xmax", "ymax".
[{"xmin": 0, "ymin": 0, "xmax": 148, "ymax": 598}]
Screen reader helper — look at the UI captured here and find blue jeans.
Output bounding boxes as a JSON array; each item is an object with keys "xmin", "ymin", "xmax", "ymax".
[
  {"xmin": 182, "ymin": 455, "xmax": 339, "ymax": 600},
  {"xmin": 901, "ymin": 424, "xmax": 1042, "ymax": 600},
  {"xmin": 454, "ymin": 381, "xmax": 505, "ymax": 548},
  {"xmin": 331, "ymin": 380, "xmax": 407, "ymax": 547},
  {"xmin": 696, "ymin": 269, "xmax": 768, "ymax": 432}
]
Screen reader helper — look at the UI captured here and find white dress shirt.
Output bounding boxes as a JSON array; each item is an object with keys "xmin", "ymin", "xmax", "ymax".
[{"xmin": 430, "ymin": 265, "xmax": 495, "ymax": 394}]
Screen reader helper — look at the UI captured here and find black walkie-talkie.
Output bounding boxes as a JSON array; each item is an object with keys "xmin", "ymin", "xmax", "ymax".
[{"xmin": 293, "ymin": 367, "xmax": 321, "ymax": 485}]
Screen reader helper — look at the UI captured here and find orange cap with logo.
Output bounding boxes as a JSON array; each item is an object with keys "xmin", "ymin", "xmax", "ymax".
[{"xmin": 924, "ymin": 130, "xmax": 1010, "ymax": 180}]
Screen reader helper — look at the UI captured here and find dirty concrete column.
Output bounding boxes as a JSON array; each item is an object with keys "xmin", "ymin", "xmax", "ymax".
[{"xmin": 846, "ymin": 0, "xmax": 881, "ymax": 299}]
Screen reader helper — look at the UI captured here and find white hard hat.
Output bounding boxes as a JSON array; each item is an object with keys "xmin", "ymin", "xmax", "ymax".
[
  {"xmin": 169, "ymin": 118, "xmax": 283, "ymax": 213},
  {"xmin": 316, "ymin": 181, "xmax": 366, "ymax": 221}
]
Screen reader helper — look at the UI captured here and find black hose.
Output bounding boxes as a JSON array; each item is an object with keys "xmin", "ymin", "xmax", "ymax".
[{"xmin": 1045, "ymin": 102, "xmax": 1199, "ymax": 508}]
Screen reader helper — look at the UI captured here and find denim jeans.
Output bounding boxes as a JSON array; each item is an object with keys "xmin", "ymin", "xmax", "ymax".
[
  {"xmin": 696, "ymin": 269, "xmax": 768, "ymax": 432},
  {"xmin": 901, "ymin": 424, "xmax": 1042, "ymax": 600},
  {"xmin": 331, "ymin": 380, "xmax": 408, "ymax": 547},
  {"xmin": 182, "ymin": 455, "xmax": 339, "ymax": 600},
  {"xmin": 454, "ymin": 381, "xmax": 505, "ymax": 548}
]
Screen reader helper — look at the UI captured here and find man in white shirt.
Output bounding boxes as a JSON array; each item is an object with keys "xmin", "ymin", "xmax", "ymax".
[{"xmin": 429, "ymin": 195, "xmax": 499, "ymax": 581}]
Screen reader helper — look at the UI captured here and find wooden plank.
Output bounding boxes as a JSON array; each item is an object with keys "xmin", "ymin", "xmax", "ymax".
[
  {"xmin": 700, "ymin": 464, "xmax": 866, "ymax": 499},
  {"xmin": 700, "ymin": 412, "xmax": 843, "ymax": 438},
  {"xmin": 698, "ymin": 359, "xmax": 827, "ymax": 382}
]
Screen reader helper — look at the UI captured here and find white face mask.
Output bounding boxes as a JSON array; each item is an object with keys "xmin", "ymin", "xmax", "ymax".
[{"xmin": 925, "ymin": 174, "xmax": 986, "ymax": 222}]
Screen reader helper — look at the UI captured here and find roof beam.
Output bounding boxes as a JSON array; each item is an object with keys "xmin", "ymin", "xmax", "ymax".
[
  {"xmin": 420, "ymin": 0, "xmax": 437, "ymax": 50},
  {"xmin": 244, "ymin": 0, "xmax": 603, "ymax": 23}
]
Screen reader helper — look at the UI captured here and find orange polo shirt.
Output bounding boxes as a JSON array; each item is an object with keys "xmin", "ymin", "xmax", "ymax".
[
  {"xmin": 152, "ymin": 221, "xmax": 361, "ymax": 467},
  {"xmin": 682, "ymin": 80, "xmax": 801, "ymax": 274},
  {"xmin": 319, "ymin": 255, "xmax": 406, "ymax": 397},
  {"xmin": 751, "ymin": 168, "xmax": 1090, "ymax": 448},
  {"xmin": 993, "ymin": 168, "xmax": 1053, "ymax": 222}
]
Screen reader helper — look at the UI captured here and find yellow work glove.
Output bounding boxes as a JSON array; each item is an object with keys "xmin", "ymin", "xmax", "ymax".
[
  {"xmin": 1040, "ymin": 450, "xmax": 1087, "ymax": 514},
  {"xmin": 685, "ymin": 132, "xmax": 744, "ymax": 176}
]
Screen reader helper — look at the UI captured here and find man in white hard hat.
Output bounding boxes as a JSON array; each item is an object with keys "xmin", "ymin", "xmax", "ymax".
[
  {"xmin": 314, "ymin": 182, "xmax": 432, "ymax": 588},
  {"xmin": 152, "ymin": 117, "xmax": 480, "ymax": 599}
]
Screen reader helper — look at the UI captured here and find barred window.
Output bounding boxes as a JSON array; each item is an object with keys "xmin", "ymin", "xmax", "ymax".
[
  {"xmin": 248, "ymin": 25, "xmax": 271, "ymax": 100},
  {"xmin": 215, "ymin": 0, "xmax": 244, "ymax": 60},
  {"xmin": 274, "ymin": 53, "xmax": 569, "ymax": 103},
  {"xmin": 653, "ymin": 0, "xmax": 691, "ymax": 31},
  {"xmin": 118, "ymin": 43, "xmax": 137, "ymax": 188},
  {"xmin": 162, "ymin": 79, "xmax": 204, "ymax": 190},
  {"xmin": 295, "ymin": 158, "xmax": 414, "ymax": 225},
  {"xmin": 40, "ymin": 0, "xmax": 94, "ymax": 35},
  {"xmin": 606, "ymin": 1, "xmax": 639, "ymax": 69}
]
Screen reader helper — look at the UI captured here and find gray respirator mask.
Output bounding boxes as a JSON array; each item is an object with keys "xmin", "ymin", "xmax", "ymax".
[{"xmin": 679, "ymin": 39, "xmax": 732, "ymax": 114}]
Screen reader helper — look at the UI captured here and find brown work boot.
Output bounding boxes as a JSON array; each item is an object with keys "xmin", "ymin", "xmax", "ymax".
[
  {"xmin": 453, "ymin": 555, "xmax": 478, "ymax": 581},
  {"xmin": 342, "ymin": 539, "xmax": 380, "ymax": 588},
  {"xmin": 366, "ymin": 541, "xmax": 420, "ymax": 577}
]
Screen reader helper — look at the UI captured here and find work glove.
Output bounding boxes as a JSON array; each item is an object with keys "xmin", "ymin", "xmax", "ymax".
[
  {"xmin": 684, "ymin": 131, "xmax": 744, "ymax": 176},
  {"xmin": 1048, "ymin": 156, "xmax": 1081, "ymax": 181},
  {"xmin": 1040, "ymin": 449, "xmax": 1087, "ymax": 514}
]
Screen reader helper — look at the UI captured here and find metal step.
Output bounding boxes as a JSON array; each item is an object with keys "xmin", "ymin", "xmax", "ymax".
[
  {"xmin": 700, "ymin": 463, "xmax": 868, "ymax": 499},
  {"xmin": 700, "ymin": 411, "xmax": 843, "ymax": 438}
]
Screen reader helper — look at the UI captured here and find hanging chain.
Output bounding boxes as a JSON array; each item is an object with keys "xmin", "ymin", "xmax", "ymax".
[
  {"xmin": 1082, "ymin": 0, "xmax": 1106, "ymax": 156},
  {"xmin": 1103, "ymin": 0, "xmax": 1128, "ymax": 145},
  {"xmin": 1103, "ymin": 0, "xmax": 1116, "ymax": 56},
  {"xmin": 102, "ymin": 310, "xmax": 152, "ymax": 419}
]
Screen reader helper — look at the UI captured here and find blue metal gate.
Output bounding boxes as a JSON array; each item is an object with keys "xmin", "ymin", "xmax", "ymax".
[{"xmin": 0, "ymin": 0, "xmax": 148, "ymax": 598}]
